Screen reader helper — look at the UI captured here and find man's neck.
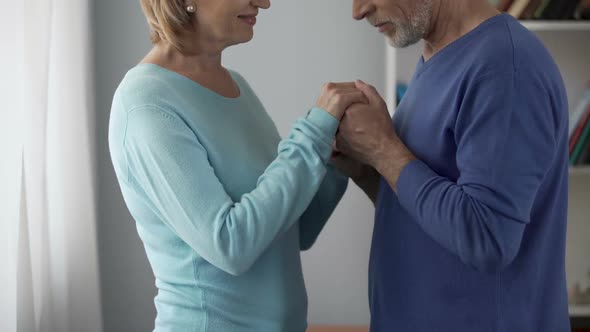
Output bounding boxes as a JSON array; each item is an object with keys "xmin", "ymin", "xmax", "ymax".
[{"xmin": 422, "ymin": 0, "xmax": 500, "ymax": 61}]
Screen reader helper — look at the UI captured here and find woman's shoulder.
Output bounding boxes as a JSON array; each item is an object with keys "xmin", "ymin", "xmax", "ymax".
[{"xmin": 112, "ymin": 64, "xmax": 178, "ymax": 112}]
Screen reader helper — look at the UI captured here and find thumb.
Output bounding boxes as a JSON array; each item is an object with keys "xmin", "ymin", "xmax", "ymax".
[
  {"xmin": 355, "ymin": 80, "xmax": 381, "ymax": 104},
  {"xmin": 332, "ymin": 140, "xmax": 341, "ymax": 152}
]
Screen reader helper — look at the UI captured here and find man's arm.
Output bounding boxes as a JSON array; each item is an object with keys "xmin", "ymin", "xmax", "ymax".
[
  {"xmin": 331, "ymin": 152, "xmax": 380, "ymax": 206},
  {"xmin": 339, "ymin": 78, "xmax": 558, "ymax": 273},
  {"xmin": 351, "ymin": 164, "xmax": 380, "ymax": 206}
]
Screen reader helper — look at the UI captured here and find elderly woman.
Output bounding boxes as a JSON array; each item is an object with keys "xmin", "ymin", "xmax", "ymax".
[{"xmin": 108, "ymin": 0, "xmax": 368, "ymax": 331}]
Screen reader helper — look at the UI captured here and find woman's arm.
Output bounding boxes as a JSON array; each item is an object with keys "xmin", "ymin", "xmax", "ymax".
[
  {"xmin": 298, "ymin": 165, "xmax": 348, "ymax": 251},
  {"xmin": 120, "ymin": 106, "xmax": 338, "ymax": 276}
]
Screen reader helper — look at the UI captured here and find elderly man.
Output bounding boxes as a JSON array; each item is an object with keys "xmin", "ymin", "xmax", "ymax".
[{"xmin": 332, "ymin": 0, "xmax": 571, "ymax": 331}]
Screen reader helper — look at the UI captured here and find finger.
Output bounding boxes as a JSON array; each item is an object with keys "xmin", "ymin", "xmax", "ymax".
[
  {"xmin": 335, "ymin": 133, "xmax": 347, "ymax": 151},
  {"xmin": 337, "ymin": 87, "xmax": 367, "ymax": 94},
  {"xmin": 332, "ymin": 150, "xmax": 346, "ymax": 161},
  {"xmin": 322, "ymin": 82, "xmax": 357, "ymax": 94},
  {"xmin": 332, "ymin": 140, "xmax": 340, "ymax": 152},
  {"xmin": 335, "ymin": 94, "xmax": 369, "ymax": 108},
  {"xmin": 331, "ymin": 151, "xmax": 350, "ymax": 163},
  {"xmin": 336, "ymin": 91, "xmax": 369, "ymax": 111},
  {"xmin": 318, "ymin": 84, "xmax": 364, "ymax": 105},
  {"xmin": 355, "ymin": 80, "xmax": 382, "ymax": 104},
  {"xmin": 328, "ymin": 86, "xmax": 366, "ymax": 97},
  {"xmin": 329, "ymin": 82, "xmax": 358, "ymax": 90}
]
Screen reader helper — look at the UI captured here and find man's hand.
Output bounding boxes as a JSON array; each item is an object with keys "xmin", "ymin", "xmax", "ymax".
[
  {"xmin": 316, "ymin": 82, "xmax": 368, "ymax": 120},
  {"xmin": 330, "ymin": 141, "xmax": 367, "ymax": 179},
  {"xmin": 331, "ymin": 149, "xmax": 380, "ymax": 205},
  {"xmin": 336, "ymin": 80, "xmax": 416, "ymax": 191}
]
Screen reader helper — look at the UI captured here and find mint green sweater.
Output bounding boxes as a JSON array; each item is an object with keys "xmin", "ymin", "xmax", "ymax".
[{"xmin": 108, "ymin": 64, "xmax": 348, "ymax": 332}]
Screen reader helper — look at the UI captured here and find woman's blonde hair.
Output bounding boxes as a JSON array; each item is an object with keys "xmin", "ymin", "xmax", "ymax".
[{"xmin": 140, "ymin": 0, "xmax": 193, "ymax": 50}]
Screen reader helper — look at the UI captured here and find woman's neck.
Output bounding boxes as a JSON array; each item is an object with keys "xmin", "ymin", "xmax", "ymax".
[
  {"xmin": 143, "ymin": 42, "xmax": 224, "ymax": 76},
  {"xmin": 141, "ymin": 42, "xmax": 240, "ymax": 99}
]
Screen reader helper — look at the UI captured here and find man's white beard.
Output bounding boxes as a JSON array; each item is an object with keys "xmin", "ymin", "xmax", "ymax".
[{"xmin": 388, "ymin": 0, "xmax": 432, "ymax": 48}]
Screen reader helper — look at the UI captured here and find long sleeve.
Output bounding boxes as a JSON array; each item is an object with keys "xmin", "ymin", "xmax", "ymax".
[
  {"xmin": 298, "ymin": 164, "xmax": 348, "ymax": 251},
  {"xmin": 396, "ymin": 71, "xmax": 559, "ymax": 273},
  {"xmin": 122, "ymin": 105, "xmax": 338, "ymax": 276}
]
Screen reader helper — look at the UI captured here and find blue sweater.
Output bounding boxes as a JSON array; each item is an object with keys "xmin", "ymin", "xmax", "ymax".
[
  {"xmin": 370, "ymin": 14, "xmax": 570, "ymax": 332},
  {"xmin": 108, "ymin": 64, "xmax": 348, "ymax": 331}
]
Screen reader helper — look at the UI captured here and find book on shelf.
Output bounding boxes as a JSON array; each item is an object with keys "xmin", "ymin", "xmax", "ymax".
[
  {"xmin": 569, "ymin": 88, "xmax": 590, "ymax": 165},
  {"xmin": 491, "ymin": 0, "xmax": 590, "ymax": 20},
  {"xmin": 569, "ymin": 113, "xmax": 590, "ymax": 166},
  {"xmin": 508, "ymin": 0, "xmax": 533, "ymax": 18},
  {"xmin": 540, "ymin": 0, "xmax": 578, "ymax": 20},
  {"xmin": 576, "ymin": 133, "xmax": 590, "ymax": 164},
  {"xmin": 569, "ymin": 88, "xmax": 590, "ymax": 138},
  {"xmin": 498, "ymin": 0, "xmax": 516, "ymax": 12},
  {"xmin": 533, "ymin": 0, "xmax": 553, "ymax": 18},
  {"xmin": 580, "ymin": 0, "xmax": 590, "ymax": 19},
  {"xmin": 571, "ymin": 113, "xmax": 590, "ymax": 165},
  {"xmin": 521, "ymin": 0, "xmax": 544, "ymax": 20},
  {"xmin": 570, "ymin": 108, "xmax": 590, "ymax": 153}
]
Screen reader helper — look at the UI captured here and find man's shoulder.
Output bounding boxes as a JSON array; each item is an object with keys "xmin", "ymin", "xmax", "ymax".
[
  {"xmin": 467, "ymin": 14, "xmax": 554, "ymax": 78},
  {"xmin": 465, "ymin": 15, "xmax": 519, "ymax": 74}
]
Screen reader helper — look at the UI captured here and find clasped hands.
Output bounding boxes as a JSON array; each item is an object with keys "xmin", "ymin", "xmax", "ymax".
[{"xmin": 315, "ymin": 81, "xmax": 415, "ymax": 188}]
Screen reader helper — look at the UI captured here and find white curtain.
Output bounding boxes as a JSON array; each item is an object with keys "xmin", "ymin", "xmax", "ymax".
[{"xmin": 1, "ymin": 1, "xmax": 103, "ymax": 331}]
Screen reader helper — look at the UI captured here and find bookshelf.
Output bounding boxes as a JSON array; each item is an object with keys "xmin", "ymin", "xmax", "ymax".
[
  {"xmin": 571, "ymin": 166, "xmax": 590, "ymax": 176},
  {"xmin": 385, "ymin": 20, "xmax": 590, "ymax": 328},
  {"xmin": 572, "ymin": 305, "xmax": 590, "ymax": 317},
  {"xmin": 522, "ymin": 21, "xmax": 590, "ymax": 31}
]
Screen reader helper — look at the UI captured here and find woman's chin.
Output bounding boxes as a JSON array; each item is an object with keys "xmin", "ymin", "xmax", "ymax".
[{"xmin": 236, "ymin": 31, "xmax": 255, "ymax": 44}]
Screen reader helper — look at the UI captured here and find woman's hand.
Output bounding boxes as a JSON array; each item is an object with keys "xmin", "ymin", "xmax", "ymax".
[{"xmin": 315, "ymin": 82, "xmax": 368, "ymax": 120}]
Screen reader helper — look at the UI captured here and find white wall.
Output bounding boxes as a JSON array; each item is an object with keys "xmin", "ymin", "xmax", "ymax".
[
  {"xmin": 94, "ymin": 1, "xmax": 158, "ymax": 331},
  {"xmin": 94, "ymin": 0, "xmax": 384, "ymax": 330}
]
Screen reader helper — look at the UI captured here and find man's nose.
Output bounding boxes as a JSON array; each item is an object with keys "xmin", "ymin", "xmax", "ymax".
[{"xmin": 353, "ymin": 0, "xmax": 374, "ymax": 20}]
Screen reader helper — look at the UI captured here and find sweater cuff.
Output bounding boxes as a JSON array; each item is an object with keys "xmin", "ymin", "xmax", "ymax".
[
  {"xmin": 306, "ymin": 107, "xmax": 339, "ymax": 138},
  {"xmin": 396, "ymin": 159, "xmax": 437, "ymax": 217}
]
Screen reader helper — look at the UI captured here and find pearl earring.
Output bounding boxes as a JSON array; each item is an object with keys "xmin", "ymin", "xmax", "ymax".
[{"xmin": 186, "ymin": 4, "xmax": 196, "ymax": 13}]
